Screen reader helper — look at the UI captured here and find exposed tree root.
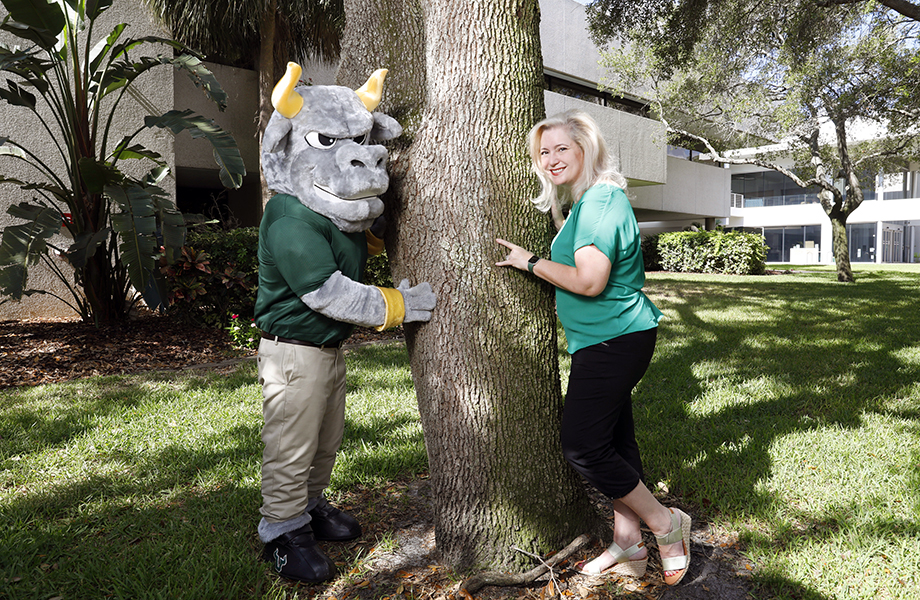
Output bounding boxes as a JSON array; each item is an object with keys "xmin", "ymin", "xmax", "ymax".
[{"xmin": 457, "ymin": 534, "xmax": 593, "ymax": 597}]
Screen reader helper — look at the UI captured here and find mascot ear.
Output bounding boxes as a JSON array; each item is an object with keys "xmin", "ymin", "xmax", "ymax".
[
  {"xmin": 262, "ymin": 118, "xmax": 294, "ymax": 154},
  {"xmin": 371, "ymin": 113, "xmax": 403, "ymax": 141}
]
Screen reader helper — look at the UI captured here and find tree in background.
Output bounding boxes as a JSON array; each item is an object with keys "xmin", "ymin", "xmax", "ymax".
[
  {"xmin": 0, "ymin": 0, "xmax": 245, "ymax": 323},
  {"xmin": 589, "ymin": 0, "xmax": 920, "ymax": 282},
  {"xmin": 337, "ymin": 0, "xmax": 607, "ymax": 578},
  {"xmin": 142, "ymin": 0, "xmax": 344, "ymax": 207}
]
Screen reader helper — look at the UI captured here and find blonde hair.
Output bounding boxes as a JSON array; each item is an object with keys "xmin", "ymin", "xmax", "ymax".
[{"xmin": 528, "ymin": 109, "xmax": 627, "ymax": 213}]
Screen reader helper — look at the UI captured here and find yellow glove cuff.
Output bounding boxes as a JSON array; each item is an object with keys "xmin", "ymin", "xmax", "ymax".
[
  {"xmin": 375, "ymin": 287, "xmax": 405, "ymax": 331},
  {"xmin": 366, "ymin": 229, "xmax": 384, "ymax": 255}
]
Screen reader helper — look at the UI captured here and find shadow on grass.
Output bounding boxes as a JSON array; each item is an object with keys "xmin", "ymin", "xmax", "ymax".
[
  {"xmin": 0, "ymin": 353, "xmax": 429, "ymax": 600},
  {"xmin": 0, "ymin": 422, "xmax": 266, "ymax": 600},
  {"xmin": 638, "ymin": 271, "xmax": 920, "ymax": 598}
]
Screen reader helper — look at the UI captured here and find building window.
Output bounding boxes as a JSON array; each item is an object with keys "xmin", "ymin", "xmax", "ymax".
[
  {"xmin": 847, "ymin": 223, "xmax": 876, "ymax": 263},
  {"xmin": 544, "ymin": 74, "xmax": 649, "ymax": 117},
  {"xmin": 763, "ymin": 225, "xmax": 821, "ymax": 262},
  {"xmin": 731, "ymin": 172, "xmax": 820, "ymax": 207}
]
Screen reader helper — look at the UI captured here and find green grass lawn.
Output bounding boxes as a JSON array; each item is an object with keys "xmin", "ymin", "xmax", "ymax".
[{"xmin": 1, "ymin": 268, "xmax": 918, "ymax": 599}]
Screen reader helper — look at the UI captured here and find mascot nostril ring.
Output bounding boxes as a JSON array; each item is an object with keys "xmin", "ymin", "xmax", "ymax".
[{"xmin": 253, "ymin": 62, "xmax": 437, "ymax": 585}]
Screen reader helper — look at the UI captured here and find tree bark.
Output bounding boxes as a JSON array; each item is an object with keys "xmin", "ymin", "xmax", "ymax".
[
  {"xmin": 339, "ymin": 0, "xmax": 606, "ymax": 571},
  {"xmin": 257, "ymin": 0, "xmax": 277, "ymax": 211}
]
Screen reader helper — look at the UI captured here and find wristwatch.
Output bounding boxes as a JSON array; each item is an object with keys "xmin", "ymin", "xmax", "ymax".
[{"xmin": 527, "ymin": 254, "xmax": 541, "ymax": 273}]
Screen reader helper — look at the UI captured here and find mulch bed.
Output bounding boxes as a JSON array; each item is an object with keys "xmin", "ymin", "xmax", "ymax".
[{"xmin": 0, "ymin": 313, "xmax": 402, "ymax": 389}]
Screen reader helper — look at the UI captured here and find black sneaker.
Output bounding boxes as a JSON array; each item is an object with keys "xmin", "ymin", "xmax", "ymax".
[
  {"xmin": 262, "ymin": 523, "xmax": 336, "ymax": 583},
  {"xmin": 308, "ymin": 498, "xmax": 362, "ymax": 542}
]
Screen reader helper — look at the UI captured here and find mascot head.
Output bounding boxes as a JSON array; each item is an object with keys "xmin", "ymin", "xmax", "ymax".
[{"xmin": 261, "ymin": 63, "xmax": 403, "ymax": 232}]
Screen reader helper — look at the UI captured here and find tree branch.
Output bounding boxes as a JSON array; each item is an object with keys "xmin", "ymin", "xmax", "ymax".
[{"xmin": 457, "ymin": 534, "xmax": 592, "ymax": 597}]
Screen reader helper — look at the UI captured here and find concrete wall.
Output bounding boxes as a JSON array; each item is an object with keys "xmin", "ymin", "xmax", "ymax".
[
  {"xmin": 630, "ymin": 157, "xmax": 729, "ymax": 223},
  {"xmin": 0, "ymin": 1, "xmax": 175, "ymax": 321},
  {"xmin": 539, "ymin": 0, "xmax": 605, "ymax": 88}
]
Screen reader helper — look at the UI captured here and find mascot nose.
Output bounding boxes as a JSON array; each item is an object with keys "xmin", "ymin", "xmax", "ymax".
[{"xmin": 336, "ymin": 143, "xmax": 388, "ymax": 172}]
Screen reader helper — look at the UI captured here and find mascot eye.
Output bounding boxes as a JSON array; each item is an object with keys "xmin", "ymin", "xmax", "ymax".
[
  {"xmin": 305, "ymin": 132, "xmax": 338, "ymax": 149},
  {"xmin": 352, "ymin": 133, "xmax": 369, "ymax": 145}
]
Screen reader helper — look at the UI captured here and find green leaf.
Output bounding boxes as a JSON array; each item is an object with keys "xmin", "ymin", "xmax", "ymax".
[
  {"xmin": 146, "ymin": 184, "xmax": 186, "ymax": 263},
  {"xmin": 0, "ymin": 143, "xmax": 28, "ymax": 160},
  {"xmin": 84, "ymin": 0, "xmax": 114, "ymax": 20},
  {"xmin": 145, "ymin": 110, "xmax": 246, "ymax": 189},
  {"xmin": 170, "ymin": 53, "xmax": 228, "ymax": 111},
  {"xmin": 0, "ymin": 202, "xmax": 59, "ymax": 300},
  {"xmin": 105, "ymin": 183, "xmax": 157, "ymax": 292},
  {"xmin": 88, "ymin": 22, "xmax": 125, "ymax": 76},
  {"xmin": 78, "ymin": 157, "xmax": 120, "ymax": 194},
  {"xmin": 0, "ymin": 0, "xmax": 66, "ymax": 50},
  {"xmin": 110, "ymin": 137, "xmax": 163, "ymax": 162},
  {"xmin": 65, "ymin": 226, "xmax": 110, "ymax": 269}
]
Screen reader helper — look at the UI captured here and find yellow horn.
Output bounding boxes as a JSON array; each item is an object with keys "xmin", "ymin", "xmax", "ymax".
[
  {"xmin": 355, "ymin": 69, "xmax": 388, "ymax": 112},
  {"xmin": 271, "ymin": 62, "xmax": 304, "ymax": 118}
]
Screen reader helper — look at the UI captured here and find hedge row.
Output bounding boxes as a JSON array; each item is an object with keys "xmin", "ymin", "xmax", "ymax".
[
  {"xmin": 160, "ymin": 227, "xmax": 393, "ymax": 328},
  {"xmin": 648, "ymin": 230, "xmax": 767, "ymax": 275}
]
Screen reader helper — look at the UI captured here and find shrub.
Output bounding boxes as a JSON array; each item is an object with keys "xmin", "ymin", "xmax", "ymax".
[
  {"xmin": 365, "ymin": 251, "xmax": 394, "ymax": 288},
  {"xmin": 161, "ymin": 227, "xmax": 395, "ymax": 329},
  {"xmin": 162, "ymin": 227, "xmax": 259, "ymax": 328},
  {"xmin": 657, "ymin": 230, "xmax": 767, "ymax": 275},
  {"xmin": 642, "ymin": 233, "xmax": 662, "ymax": 271}
]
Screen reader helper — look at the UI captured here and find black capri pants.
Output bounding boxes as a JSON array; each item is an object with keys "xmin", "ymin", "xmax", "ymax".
[{"xmin": 560, "ymin": 327, "xmax": 657, "ymax": 499}]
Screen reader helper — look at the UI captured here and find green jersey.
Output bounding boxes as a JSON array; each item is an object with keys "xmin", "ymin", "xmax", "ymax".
[{"xmin": 255, "ymin": 194, "xmax": 367, "ymax": 345}]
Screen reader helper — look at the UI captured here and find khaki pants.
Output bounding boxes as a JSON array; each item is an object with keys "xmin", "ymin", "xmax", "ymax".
[{"xmin": 257, "ymin": 337, "xmax": 346, "ymax": 523}]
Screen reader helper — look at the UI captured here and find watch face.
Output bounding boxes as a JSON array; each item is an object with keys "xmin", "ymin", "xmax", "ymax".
[{"xmin": 529, "ymin": 255, "xmax": 539, "ymax": 264}]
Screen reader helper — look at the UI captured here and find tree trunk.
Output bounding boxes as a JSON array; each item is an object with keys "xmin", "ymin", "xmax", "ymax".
[
  {"xmin": 257, "ymin": 0, "xmax": 277, "ymax": 211},
  {"xmin": 340, "ymin": 0, "xmax": 606, "ymax": 571},
  {"xmin": 830, "ymin": 211, "xmax": 854, "ymax": 283}
]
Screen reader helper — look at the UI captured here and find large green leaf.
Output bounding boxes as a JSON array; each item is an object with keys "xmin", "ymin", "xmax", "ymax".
[
  {"xmin": 145, "ymin": 110, "xmax": 245, "ymax": 189},
  {"xmin": 146, "ymin": 183, "xmax": 185, "ymax": 263},
  {"xmin": 0, "ymin": 0, "xmax": 66, "ymax": 50},
  {"xmin": 84, "ymin": 0, "xmax": 114, "ymax": 20},
  {"xmin": 77, "ymin": 157, "xmax": 120, "ymax": 194},
  {"xmin": 109, "ymin": 137, "xmax": 163, "ymax": 162},
  {"xmin": 0, "ymin": 142, "xmax": 28, "ymax": 160},
  {"xmin": 65, "ymin": 226, "xmax": 110, "ymax": 269},
  {"xmin": 0, "ymin": 202, "xmax": 59, "ymax": 300},
  {"xmin": 87, "ymin": 22, "xmax": 124, "ymax": 76},
  {"xmin": 170, "ymin": 53, "xmax": 228, "ymax": 111},
  {"xmin": 105, "ymin": 183, "xmax": 157, "ymax": 292}
]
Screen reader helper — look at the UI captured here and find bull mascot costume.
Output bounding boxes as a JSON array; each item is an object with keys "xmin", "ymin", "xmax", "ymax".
[{"xmin": 255, "ymin": 63, "xmax": 436, "ymax": 583}]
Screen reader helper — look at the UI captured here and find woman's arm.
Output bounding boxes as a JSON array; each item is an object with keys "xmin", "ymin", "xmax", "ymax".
[{"xmin": 495, "ymin": 238, "xmax": 611, "ymax": 297}]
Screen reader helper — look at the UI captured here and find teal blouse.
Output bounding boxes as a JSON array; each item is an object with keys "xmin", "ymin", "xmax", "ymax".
[{"xmin": 550, "ymin": 183, "xmax": 662, "ymax": 354}]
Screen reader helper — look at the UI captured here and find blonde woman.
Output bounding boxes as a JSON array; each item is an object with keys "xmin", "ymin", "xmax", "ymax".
[{"xmin": 496, "ymin": 110, "xmax": 691, "ymax": 585}]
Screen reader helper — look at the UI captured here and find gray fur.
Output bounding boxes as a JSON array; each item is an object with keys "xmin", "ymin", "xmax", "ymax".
[
  {"xmin": 263, "ymin": 75, "xmax": 435, "ymax": 328},
  {"xmin": 302, "ymin": 271, "xmax": 387, "ymax": 327},
  {"xmin": 258, "ymin": 513, "xmax": 310, "ymax": 543},
  {"xmin": 261, "ymin": 85, "xmax": 404, "ymax": 233},
  {"xmin": 396, "ymin": 279, "xmax": 437, "ymax": 322},
  {"xmin": 302, "ymin": 272, "xmax": 437, "ymax": 326}
]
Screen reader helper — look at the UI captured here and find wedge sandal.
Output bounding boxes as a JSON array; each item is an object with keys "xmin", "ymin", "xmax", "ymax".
[
  {"xmin": 655, "ymin": 508, "xmax": 692, "ymax": 585},
  {"xmin": 575, "ymin": 540, "xmax": 648, "ymax": 578}
]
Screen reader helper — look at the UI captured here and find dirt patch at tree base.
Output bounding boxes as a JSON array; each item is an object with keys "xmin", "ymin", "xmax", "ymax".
[{"xmin": 288, "ymin": 479, "xmax": 756, "ymax": 600}]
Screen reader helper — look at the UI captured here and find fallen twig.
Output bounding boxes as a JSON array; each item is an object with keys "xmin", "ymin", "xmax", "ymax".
[{"xmin": 457, "ymin": 534, "xmax": 592, "ymax": 597}]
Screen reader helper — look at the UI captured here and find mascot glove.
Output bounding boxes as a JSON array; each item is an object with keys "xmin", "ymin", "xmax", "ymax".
[{"xmin": 397, "ymin": 279, "xmax": 436, "ymax": 323}]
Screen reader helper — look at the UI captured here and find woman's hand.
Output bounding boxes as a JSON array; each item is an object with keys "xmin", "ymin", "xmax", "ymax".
[
  {"xmin": 495, "ymin": 238, "xmax": 611, "ymax": 297},
  {"xmin": 495, "ymin": 238, "xmax": 535, "ymax": 271}
]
